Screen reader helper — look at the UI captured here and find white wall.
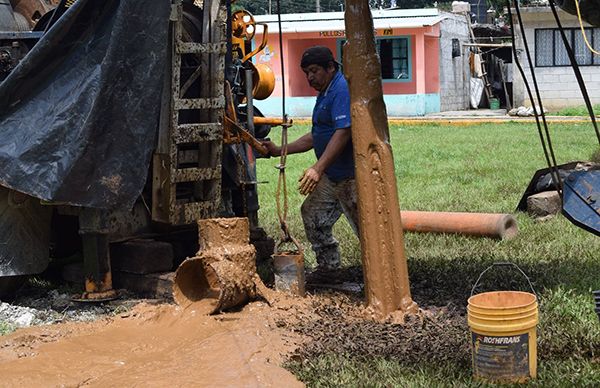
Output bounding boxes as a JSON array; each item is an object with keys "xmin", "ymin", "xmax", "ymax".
[
  {"xmin": 512, "ymin": 7, "xmax": 600, "ymax": 109},
  {"xmin": 439, "ymin": 14, "xmax": 471, "ymax": 111}
]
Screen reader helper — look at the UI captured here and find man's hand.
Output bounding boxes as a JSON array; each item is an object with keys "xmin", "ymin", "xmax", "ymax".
[
  {"xmin": 299, "ymin": 166, "xmax": 322, "ymax": 195},
  {"xmin": 260, "ymin": 140, "xmax": 281, "ymax": 157}
]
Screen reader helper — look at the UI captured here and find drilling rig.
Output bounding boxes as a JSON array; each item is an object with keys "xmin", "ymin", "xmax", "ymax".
[{"xmin": 0, "ymin": 0, "xmax": 281, "ymax": 298}]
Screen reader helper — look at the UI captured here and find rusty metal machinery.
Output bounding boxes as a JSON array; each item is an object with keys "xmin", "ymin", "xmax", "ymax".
[{"xmin": 0, "ymin": 0, "xmax": 280, "ymax": 298}]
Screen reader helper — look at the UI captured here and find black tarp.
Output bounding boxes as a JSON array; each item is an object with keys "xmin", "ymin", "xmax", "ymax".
[{"xmin": 0, "ymin": 0, "xmax": 170, "ymax": 210}]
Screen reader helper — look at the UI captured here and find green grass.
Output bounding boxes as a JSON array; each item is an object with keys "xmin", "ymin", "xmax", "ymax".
[
  {"xmin": 257, "ymin": 121, "xmax": 600, "ymax": 386},
  {"xmin": 552, "ymin": 104, "xmax": 600, "ymax": 117},
  {"xmin": 287, "ymin": 356, "xmax": 600, "ymax": 388},
  {"xmin": 0, "ymin": 321, "xmax": 16, "ymax": 336}
]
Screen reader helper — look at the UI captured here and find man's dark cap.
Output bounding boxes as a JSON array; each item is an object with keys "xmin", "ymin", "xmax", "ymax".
[{"xmin": 301, "ymin": 46, "xmax": 339, "ymax": 70}]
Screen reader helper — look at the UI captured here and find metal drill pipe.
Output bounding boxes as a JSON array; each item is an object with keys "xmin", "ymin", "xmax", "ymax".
[{"xmin": 343, "ymin": 0, "xmax": 416, "ymax": 319}]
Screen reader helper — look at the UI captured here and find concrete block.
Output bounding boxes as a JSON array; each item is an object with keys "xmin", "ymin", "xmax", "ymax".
[
  {"xmin": 113, "ymin": 271, "xmax": 174, "ymax": 299},
  {"xmin": 110, "ymin": 239, "xmax": 174, "ymax": 274},
  {"xmin": 451, "ymin": 1, "xmax": 470, "ymax": 13},
  {"xmin": 527, "ymin": 191, "xmax": 561, "ymax": 218},
  {"xmin": 542, "ymin": 90, "xmax": 563, "ymax": 99},
  {"xmin": 559, "ymin": 74, "xmax": 575, "ymax": 83}
]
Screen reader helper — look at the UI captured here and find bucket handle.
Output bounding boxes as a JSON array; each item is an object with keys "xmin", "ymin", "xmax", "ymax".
[
  {"xmin": 471, "ymin": 262, "xmax": 537, "ymax": 298},
  {"xmin": 275, "ymin": 234, "xmax": 304, "ymax": 256}
]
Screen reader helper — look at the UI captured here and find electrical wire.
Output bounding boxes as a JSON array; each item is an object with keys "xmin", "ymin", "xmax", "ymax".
[
  {"xmin": 548, "ymin": 0, "xmax": 600, "ymax": 145},
  {"xmin": 507, "ymin": 0, "xmax": 563, "ymax": 193},
  {"xmin": 574, "ymin": 0, "xmax": 600, "ymax": 55}
]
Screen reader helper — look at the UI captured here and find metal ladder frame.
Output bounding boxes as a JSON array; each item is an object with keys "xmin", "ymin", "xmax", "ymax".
[{"xmin": 152, "ymin": 0, "xmax": 226, "ymax": 225}]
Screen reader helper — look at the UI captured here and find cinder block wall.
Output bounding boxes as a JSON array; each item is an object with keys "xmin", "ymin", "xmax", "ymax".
[
  {"xmin": 439, "ymin": 14, "xmax": 471, "ymax": 112},
  {"xmin": 512, "ymin": 7, "xmax": 600, "ymax": 109}
]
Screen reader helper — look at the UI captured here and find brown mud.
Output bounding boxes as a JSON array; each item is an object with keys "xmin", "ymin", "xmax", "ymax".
[
  {"xmin": 343, "ymin": 0, "xmax": 416, "ymax": 319},
  {"xmin": 0, "ymin": 272, "xmax": 474, "ymax": 388},
  {"xmin": 0, "ymin": 300, "xmax": 303, "ymax": 387}
]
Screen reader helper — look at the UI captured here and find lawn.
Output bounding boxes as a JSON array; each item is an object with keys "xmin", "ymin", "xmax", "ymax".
[
  {"xmin": 256, "ymin": 121, "xmax": 600, "ymax": 387},
  {"xmin": 552, "ymin": 104, "xmax": 600, "ymax": 117}
]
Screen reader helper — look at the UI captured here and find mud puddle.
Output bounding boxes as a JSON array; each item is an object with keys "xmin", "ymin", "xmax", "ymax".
[
  {"xmin": 0, "ymin": 301, "xmax": 303, "ymax": 387},
  {"xmin": 0, "ymin": 268, "xmax": 474, "ymax": 387}
]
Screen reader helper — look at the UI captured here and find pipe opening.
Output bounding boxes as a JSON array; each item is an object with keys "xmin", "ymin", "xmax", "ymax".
[
  {"xmin": 501, "ymin": 216, "xmax": 519, "ymax": 240},
  {"xmin": 173, "ymin": 258, "xmax": 221, "ymax": 314}
]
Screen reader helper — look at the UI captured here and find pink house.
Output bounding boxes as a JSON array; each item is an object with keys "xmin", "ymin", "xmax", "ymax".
[{"xmin": 253, "ymin": 8, "xmax": 471, "ymax": 116}]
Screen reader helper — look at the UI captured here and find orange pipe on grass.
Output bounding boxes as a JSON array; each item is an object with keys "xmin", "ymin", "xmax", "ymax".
[{"xmin": 400, "ymin": 211, "xmax": 518, "ymax": 240}]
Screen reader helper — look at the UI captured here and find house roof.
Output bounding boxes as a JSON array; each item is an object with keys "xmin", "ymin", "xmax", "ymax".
[{"xmin": 254, "ymin": 8, "xmax": 448, "ymax": 33}]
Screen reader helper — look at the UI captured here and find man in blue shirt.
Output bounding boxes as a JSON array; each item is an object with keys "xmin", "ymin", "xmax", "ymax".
[{"xmin": 263, "ymin": 46, "xmax": 359, "ymax": 278}]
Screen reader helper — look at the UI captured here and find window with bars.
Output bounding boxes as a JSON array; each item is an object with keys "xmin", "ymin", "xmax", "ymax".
[
  {"xmin": 337, "ymin": 36, "xmax": 411, "ymax": 81},
  {"xmin": 535, "ymin": 28, "xmax": 600, "ymax": 67},
  {"xmin": 379, "ymin": 38, "xmax": 411, "ymax": 80}
]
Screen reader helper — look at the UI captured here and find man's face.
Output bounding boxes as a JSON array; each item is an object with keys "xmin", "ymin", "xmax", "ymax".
[{"xmin": 302, "ymin": 63, "xmax": 336, "ymax": 92}]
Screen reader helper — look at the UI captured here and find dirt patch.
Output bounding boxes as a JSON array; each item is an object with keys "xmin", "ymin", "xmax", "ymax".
[
  {"xmin": 278, "ymin": 292, "xmax": 471, "ymax": 366},
  {"xmin": 0, "ymin": 270, "xmax": 473, "ymax": 386}
]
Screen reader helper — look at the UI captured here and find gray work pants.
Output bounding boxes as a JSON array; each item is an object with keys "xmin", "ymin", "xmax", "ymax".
[{"xmin": 301, "ymin": 175, "xmax": 359, "ymax": 270}]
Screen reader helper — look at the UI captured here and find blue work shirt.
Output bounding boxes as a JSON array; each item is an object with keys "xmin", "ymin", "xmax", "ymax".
[{"xmin": 312, "ymin": 70, "xmax": 354, "ymax": 182}]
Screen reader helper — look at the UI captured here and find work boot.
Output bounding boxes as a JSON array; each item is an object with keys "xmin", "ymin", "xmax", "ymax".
[{"xmin": 305, "ymin": 267, "xmax": 343, "ymax": 285}]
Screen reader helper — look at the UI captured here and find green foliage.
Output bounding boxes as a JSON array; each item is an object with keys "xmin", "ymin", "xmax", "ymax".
[
  {"xmin": 552, "ymin": 104, "xmax": 600, "ymax": 117},
  {"xmin": 235, "ymin": 0, "xmax": 438, "ymax": 15},
  {"xmin": 236, "ymin": 0, "xmax": 345, "ymax": 15},
  {"xmin": 0, "ymin": 321, "xmax": 16, "ymax": 336}
]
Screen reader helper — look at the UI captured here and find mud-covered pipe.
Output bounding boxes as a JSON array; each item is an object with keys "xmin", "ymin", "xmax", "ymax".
[
  {"xmin": 173, "ymin": 218, "xmax": 259, "ymax": 314},
  {"xmin": 344, "ymin": 0, "xmax": 417, "ymax": 319},
  {"xmin": 173, "ymin": 257, "xmax": 256, "ymax": 314},
  {"xmin": 400, "ymin": 211, "xmax": 519, "ymax": 240}
]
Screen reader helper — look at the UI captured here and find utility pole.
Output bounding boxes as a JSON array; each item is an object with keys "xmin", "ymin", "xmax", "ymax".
[
  {"xmin": 343, "ymin": 0, "xmax": 417, "ymax": 320},
  {"xmin": 316, "ymin": 0, "xmax": 321, "ymax": 12}
]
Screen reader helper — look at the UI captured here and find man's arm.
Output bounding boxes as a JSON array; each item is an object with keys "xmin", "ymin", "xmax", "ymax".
[
  {"xmin": 299, "ymin": 127, "xmax": 351, "ymax": 195},
  {"xmin": 262, "ymin": 132, "xmax": 313, "ymax": 157}
]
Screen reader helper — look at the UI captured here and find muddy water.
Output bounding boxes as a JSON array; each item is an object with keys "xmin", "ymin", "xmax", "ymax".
[
  {"xmin": 343, "ymin": 0, "xmax": 417, "ymax": 320},
  {"xmin": 0, "ymin": 302, "xmax": 302, "ymax": 387}
]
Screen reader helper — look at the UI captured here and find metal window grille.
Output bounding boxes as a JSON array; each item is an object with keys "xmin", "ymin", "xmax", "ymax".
[
  {"xmin": 378, "ymin": 38, "xmax": 410, "ymax": 80},
  {"xmin": 535, "ymin": 27, "xmax": 600, "ymax": 67},
  {"xmin": 337, "ymin": 37, "xmax": 411, "ymax": 80}
]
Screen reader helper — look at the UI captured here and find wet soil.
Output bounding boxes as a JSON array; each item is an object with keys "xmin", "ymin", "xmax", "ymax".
[
  {"xmin": 279, "ymin": 292, "xmax": 470, "ymax": 367},
  {"xmin": 0, "ymin": 300, "xmax": 302, "ymax": 387},
  {"xmin": 0, "ymin": 267, "xmax": 475, "ymax": 387}
]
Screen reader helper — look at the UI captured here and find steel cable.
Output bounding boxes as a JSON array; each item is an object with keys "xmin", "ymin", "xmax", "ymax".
[{"xmin": 507, "ymin": 0, "xmax": 563, "ymax": 193}]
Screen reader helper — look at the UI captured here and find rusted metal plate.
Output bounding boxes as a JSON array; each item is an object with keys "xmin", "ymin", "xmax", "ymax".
[
  {"xmin": 174, "ymin": 123, "xmax": 222, "ymax": 144},
  {"xmin": 151, "ymin": 153, "xmax": 171, "ymax": 223},
  {"xmin": 174, "ymin": 96, "xmax": 225, "ymax": 110},
  {"xmin": 173, "ymin": 167, "xmax": 220, "ymax": 183},
  {"xmin": 171, "ymin": 199, "xmax": 220, "ymax": 225},
  {"xmin": 156, "ymin": 0, "xmax": 226, "ymax": 227},
  {"xmin": 176, "ymin": 41, "xmax": 227, "ymax": 55}
]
